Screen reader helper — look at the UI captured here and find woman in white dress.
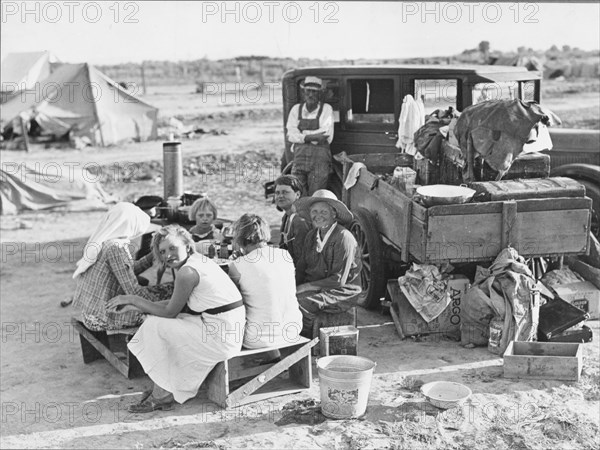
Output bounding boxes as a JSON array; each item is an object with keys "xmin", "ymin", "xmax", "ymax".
[
  {"xmin": 107, "ymin": 225, "xmax": 245, "ymax": 413},
  {"xmin": 228, "ymin": 214, "xmax": 303, "ymax": 351}
]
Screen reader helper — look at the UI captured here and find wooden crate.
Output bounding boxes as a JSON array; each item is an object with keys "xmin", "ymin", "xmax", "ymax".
[
  {"xmin": 503, "ymin": 341, "xmax": 583, "ymax": 381},
  {"xmin": 72, "ymin": 317, "xmax": 144, "ymax": 379},
  {"xmin": 205, "ymin": 337, "xmax": 318, "ymax": 408}
]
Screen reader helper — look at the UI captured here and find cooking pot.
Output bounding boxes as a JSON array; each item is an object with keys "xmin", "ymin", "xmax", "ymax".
[{"xmin": 415, "ymin": 184, "xmax": 476, "ymax": 207}]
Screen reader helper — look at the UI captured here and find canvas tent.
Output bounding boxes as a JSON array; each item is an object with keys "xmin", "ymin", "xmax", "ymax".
[
  {"xmin": 1, "ymin": 51, "xmax": 60, "ymax": 94},
  {"xmin": 0, "ymin": 164, "xmax": 115, "ymax": 215},
  {"xmin": 0, "ymin": 63, "xmax": 158, "ymax": 146}
]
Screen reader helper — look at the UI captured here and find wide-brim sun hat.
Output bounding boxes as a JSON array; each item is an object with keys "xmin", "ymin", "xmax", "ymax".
[
  {"xmin": 295, "ymin": 189, "xmax": 354, "ymax": 225},
  {"xmin": 301, "ymin": 76, "xmax": 323, "ymax": 90}
]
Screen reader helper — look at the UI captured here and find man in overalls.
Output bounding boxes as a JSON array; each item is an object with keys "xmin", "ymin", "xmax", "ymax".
[{"xmin": 286, "ymin": 76, "xmax": 334, "ymax": 196}]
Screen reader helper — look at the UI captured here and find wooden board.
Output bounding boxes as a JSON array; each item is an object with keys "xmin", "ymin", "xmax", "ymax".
[
  {"xmin": 72, "ymin": 318, "xmax": 143, "ymax": 379},
  {"xmin": 503, "ymin": 341, "xmax": 583, "ymax": 381},
  {"xmin": 206, "ymin": 337, "xmax": 318, "ymax": 408}
]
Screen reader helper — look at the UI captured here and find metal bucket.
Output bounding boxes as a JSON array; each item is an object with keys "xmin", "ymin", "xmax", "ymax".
[{"xmin": 317, "ymin": 355, "xmax": 376, "ymax": 419}]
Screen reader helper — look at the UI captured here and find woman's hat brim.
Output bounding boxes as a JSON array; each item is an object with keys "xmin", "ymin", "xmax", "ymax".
[{"xmin": 294, "ymin": 197, "xmax": 354, "ymax": 225}]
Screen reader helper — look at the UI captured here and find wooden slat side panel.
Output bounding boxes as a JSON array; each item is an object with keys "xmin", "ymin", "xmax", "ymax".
[
  {"xmin": 516, "ymin": 210, "xmax": 590, "ymax": 255},
  {"xmin": 349, "ymin": 174, "xmax": 411, "ymax": 250},
  {"xmin": 426, "ymin": 208, "xmax": 590, "ymax": 262},
  {"xmin": 408, "ymin": 217, "xmax": 427, "ymax": 262},
  {"xmin": 426, "ymin": 215, "xmax": 502, "ymax": 262},
  {"xmin": 428, "ymin": 197, "xmax": 591, "ymax": 217}
]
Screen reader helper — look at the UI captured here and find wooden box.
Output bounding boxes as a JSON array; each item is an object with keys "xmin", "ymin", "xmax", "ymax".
[
  {"xmin": 469, "ymin": 177, "xmax": 585, "ymax": 202},
  {"xmin": 72, "ymin": 317, "xmax": 144, "ymax": 379},
  {"xmin": 503, "ymin": 341, "xmax": 583, "ymax": 381},
  {"xmin": 319, "ymin": 325, "xmax": 359, "ymax": 356},
  {"xmin": 205, "ymin": 337, "xmax": 317, "ymax": 408},
  {"xmin": 474, "ymin": 151, "xmax": 551, "ymax": 181},
  {"xmin": 387, "ymin": 278, "xmax": 467, "ymax": 340}
]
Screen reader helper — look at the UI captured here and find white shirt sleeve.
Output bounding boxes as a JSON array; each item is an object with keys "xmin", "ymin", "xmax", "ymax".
[
  {"xmin": 311, "ymin": 103, "xmax": 334, "ymax": 144},
  {"xmin": 286, "ymin": 104, "xmax": 305, "ymax": 144}
]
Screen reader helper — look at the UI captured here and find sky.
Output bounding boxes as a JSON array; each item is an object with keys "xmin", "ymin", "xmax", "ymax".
[{"xmin": 1, "ymin": 1, "xmax": 599, "ymax": 65}]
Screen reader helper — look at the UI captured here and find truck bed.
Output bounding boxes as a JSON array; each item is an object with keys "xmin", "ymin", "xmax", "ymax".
[{"xmin": 339, "ymin": 153, "xmax": 592, "ymax": 263}]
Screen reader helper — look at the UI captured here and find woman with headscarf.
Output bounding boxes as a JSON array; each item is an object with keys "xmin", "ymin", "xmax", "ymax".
[{"xmin": 72, "ymin": 202, "xmax": 169, "ymax": 331}]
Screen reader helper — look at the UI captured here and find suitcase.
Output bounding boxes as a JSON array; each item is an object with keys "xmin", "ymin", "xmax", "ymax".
[
  {"xmin": 469, "ymin": 177, "xmax": 586, "ymax": 202},
  {"xmin": 537, "ymin": 297, "xmax": 590, "ymax": 341},
  {"xmin": 542, "ymin": 324, "xmax": 593, "ymax": 343},
  {"xmin": 474, "ymin": 151, "xmax": 551, "ymax": 181}
]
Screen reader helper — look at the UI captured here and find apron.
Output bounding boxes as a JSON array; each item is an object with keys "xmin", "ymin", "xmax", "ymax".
[{"xmin": 293, "ymin": 102, "xmax": 332, "ymax": 171}]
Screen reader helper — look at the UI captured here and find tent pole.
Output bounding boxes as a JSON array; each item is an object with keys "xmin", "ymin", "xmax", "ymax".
[
  {"xmin": 20, "ymin": 116, "xmax": 30, "ymax": 152},
  {"xmin": 87, "ymin": 64, "xmax": 105, "ymax": 147}
]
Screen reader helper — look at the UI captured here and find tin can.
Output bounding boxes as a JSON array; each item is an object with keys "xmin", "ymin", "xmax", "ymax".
[{"xmin": 220, "ymin": 241, "xmax": 229, "ymax": 259}]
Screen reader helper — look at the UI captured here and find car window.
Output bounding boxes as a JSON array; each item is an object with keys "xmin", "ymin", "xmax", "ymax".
[
  {"xmin": 414, "ymin": 79, "xmax": 457, "ymax": 114},
  {"xmin": 296, "ymin": 77, "xmax": 341, "ymax": 122},
  {"xmin": 472, "ymin": 81, "xmax": 519, "ymax": 104},
  {"xmin": 521, "ymin": 81, "xmax": 536, "ymax": 102},
  {"xmin": 346, "ymin": 78, "xmax": 395, "ymax": 124}
]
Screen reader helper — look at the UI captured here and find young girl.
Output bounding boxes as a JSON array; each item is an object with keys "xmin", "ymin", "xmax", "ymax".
[
  {"xmin": 188, "ymin": 197, "xmax": 223, "ymax": 241},
  {"xmin": 228, "ymin": 214, "xmax": 303, "ymax": 350},
  {"xmin": 107, "ymin": 225, "xmax": 245, "ymax": 413}
]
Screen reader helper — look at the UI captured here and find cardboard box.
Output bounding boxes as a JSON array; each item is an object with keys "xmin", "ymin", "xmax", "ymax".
[
  {"xmin": 387, "ymin": 275, "xmax": 469, "ymax": 339},
  {"xmin": 503, "ymin": 341, "xmax": 583, "ymax": 381},
  {"xmin": 553, "ymin": 281, "xmax": 600, "ymax": 320}
]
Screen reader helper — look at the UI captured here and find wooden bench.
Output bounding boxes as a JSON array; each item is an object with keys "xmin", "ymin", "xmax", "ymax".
[
  {"xmin": 71, "ymin": 317, "xmax": 144, "ymax": 379},
  {"xmin": 205, "ymin": 337, "xmax": 318, "ymax": 408}
]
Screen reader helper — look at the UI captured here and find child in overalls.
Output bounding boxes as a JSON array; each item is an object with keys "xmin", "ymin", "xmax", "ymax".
[{"xmin": 286, "ymin": 76, "xmax": 335, "ymax": 196}]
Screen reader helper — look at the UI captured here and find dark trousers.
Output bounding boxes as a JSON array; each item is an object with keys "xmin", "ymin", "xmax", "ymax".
[{"xmin": 291, "ymin": 143, "xmax": 332, "ymax": 196}]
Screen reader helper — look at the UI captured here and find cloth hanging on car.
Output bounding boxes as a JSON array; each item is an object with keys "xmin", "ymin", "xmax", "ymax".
[
  {"xmin": 396, "ymin": 95, "xmax": 425, "ymax": 155},
  {"xmin": 454, "ymin": 100, "xmax": 560, "ymax": 182}
]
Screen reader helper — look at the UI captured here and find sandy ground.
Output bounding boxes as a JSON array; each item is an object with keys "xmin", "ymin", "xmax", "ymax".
[{"xmin": 1, "ymin": 88, "xmax": 599, "ymax": 449}]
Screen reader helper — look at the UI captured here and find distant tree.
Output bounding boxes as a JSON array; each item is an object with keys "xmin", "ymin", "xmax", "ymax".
[
  {"xmin": 562, "ymin": 45, "xmax": 571, "ymax": 53},
  {"xmin": 548, "ymin": 45, "xmax": 559, "ymax": 53},
  {"xmin": 478, "ymin": 41, "xmax": 490, "ymax": 55},
  {"xmin": 517, "ymin": 46, "xmax": 526, "ymax": 54}
]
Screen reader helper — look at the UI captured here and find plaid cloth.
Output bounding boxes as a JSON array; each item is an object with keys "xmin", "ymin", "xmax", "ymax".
[{"xmin": 73, "ymin": 240, "xmax": 170, "ymax": 331}]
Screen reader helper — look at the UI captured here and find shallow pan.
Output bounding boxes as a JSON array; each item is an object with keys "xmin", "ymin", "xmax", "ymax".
[{"xmin": 415, "ymin": 184, "xmax": 476, "ymax": 207}]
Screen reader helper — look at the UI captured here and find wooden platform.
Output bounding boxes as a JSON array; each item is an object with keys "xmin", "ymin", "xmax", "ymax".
[
  {"xmin": 71, "ymin": 317, "xmax": 144, "ymax": 379},
  {"xmin": 205, "ymin": 337, "xmax": 318, "ymax": 408}
]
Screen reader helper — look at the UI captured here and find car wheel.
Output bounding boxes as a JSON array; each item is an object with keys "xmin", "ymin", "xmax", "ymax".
[{"xmin": 349, "ymin": 207, "xmax": 386, "ymax": 309}]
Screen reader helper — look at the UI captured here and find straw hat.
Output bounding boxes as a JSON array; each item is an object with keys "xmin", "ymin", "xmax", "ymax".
[
  {"xmin": 301, "ymin": 76, "xmax": 323, "ymax": 91},
  {"xmin": 295, "ymin": 189, "xmax": 354, "ymax": 225}
]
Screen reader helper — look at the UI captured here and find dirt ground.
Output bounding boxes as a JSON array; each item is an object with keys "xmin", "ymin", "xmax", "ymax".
[{"xmin": 1, "ymin": 86, "xmax": 599, "ymax": 449}]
